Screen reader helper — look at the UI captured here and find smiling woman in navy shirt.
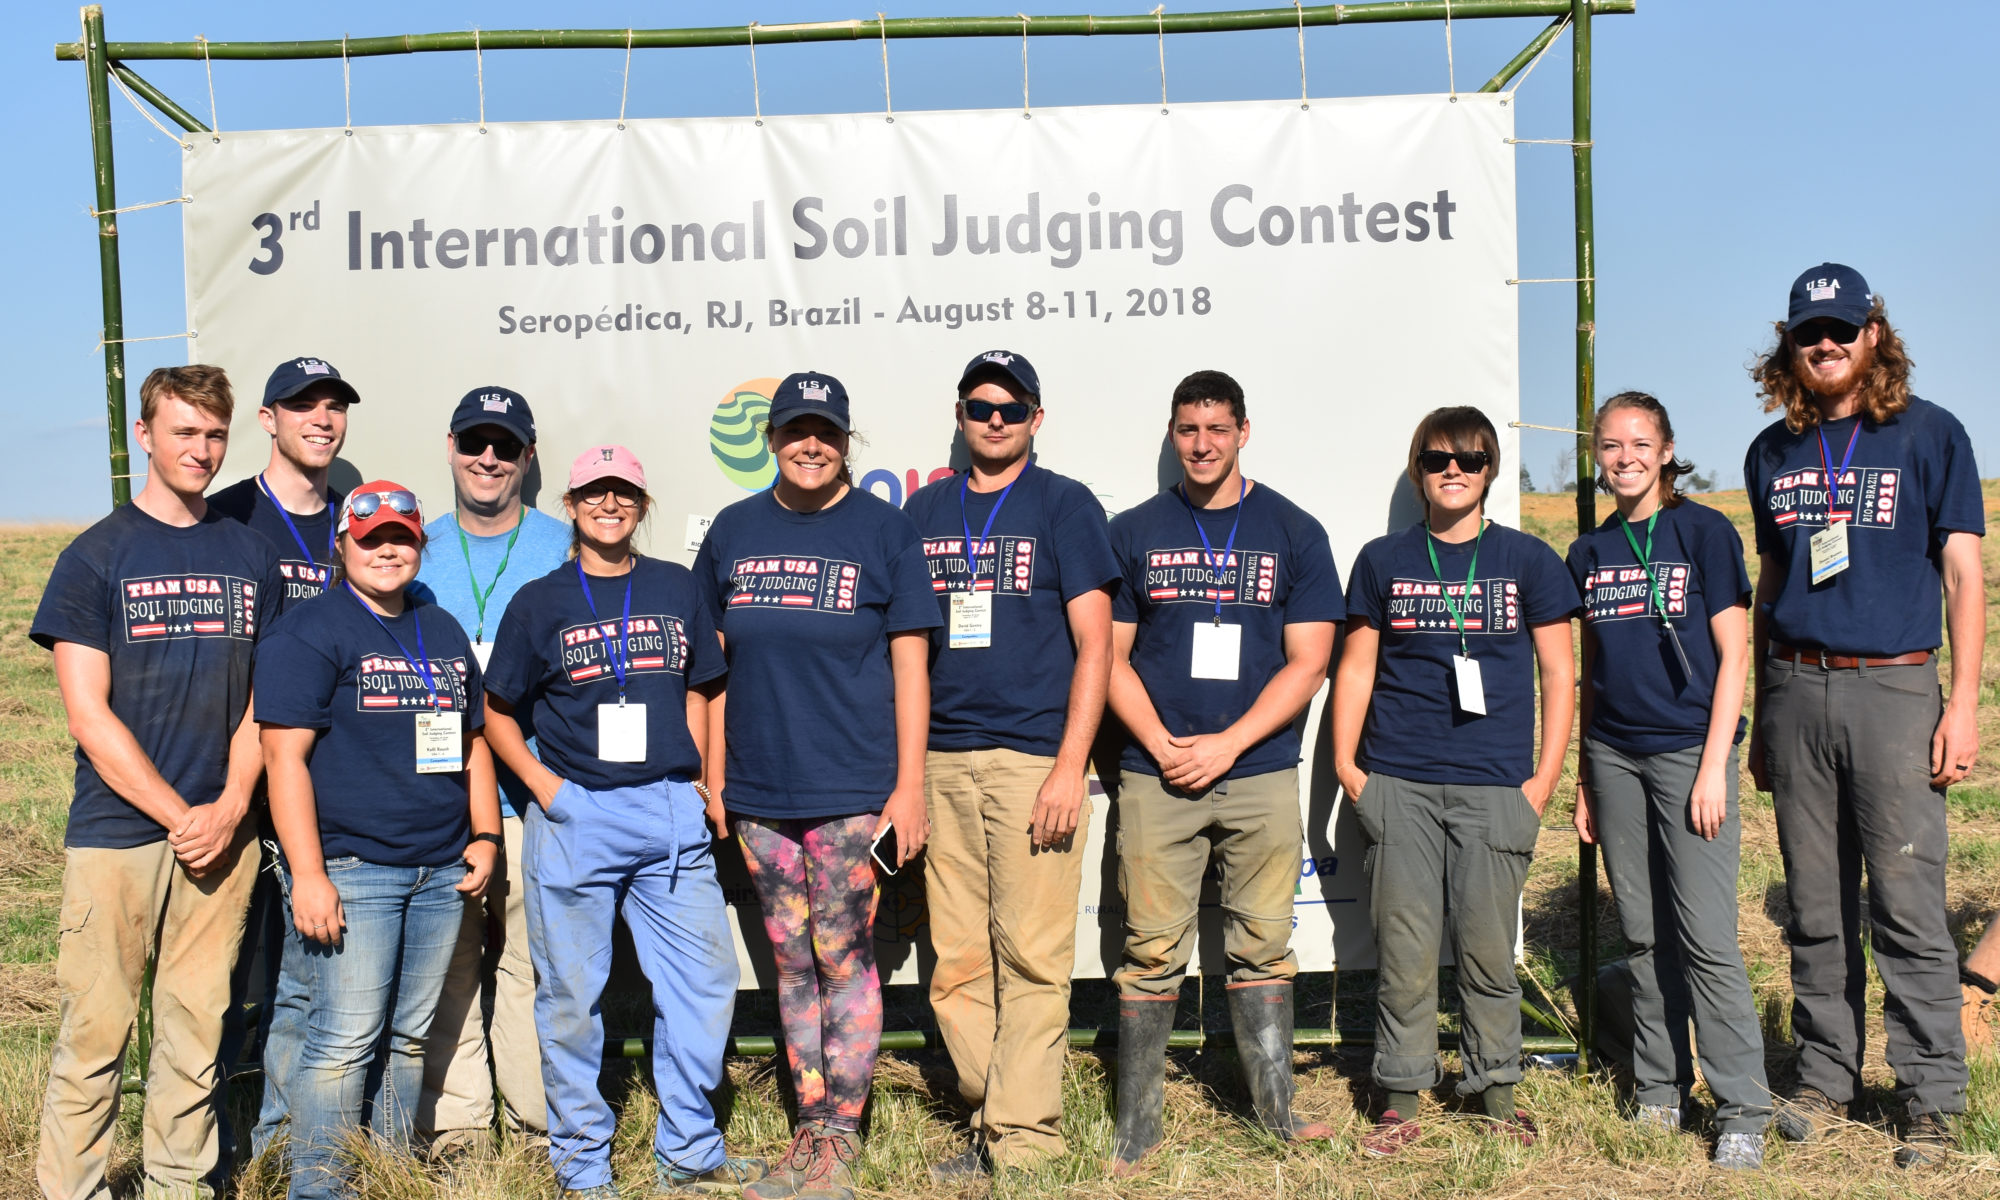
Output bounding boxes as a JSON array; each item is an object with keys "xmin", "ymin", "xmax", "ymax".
[
  {"xmin": 1331, "ymin": 407, "xmax": 1579, "ymax": 1156},
  {"xmin": 694, "ymin": 372, "xmax": 941, "ymax": 1200},
  {"xmin": 253, "ymin": 481, "xmax": 501, "ymax": 1200},
  {"xmin": 1567, "ymin": 392, "xmax": 1767, "ymax": 1170}
]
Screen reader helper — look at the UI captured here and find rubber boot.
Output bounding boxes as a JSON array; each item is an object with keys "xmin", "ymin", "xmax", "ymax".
[
  {"xmin": 1226, "ymin": 981, "xmax": 1332, "ymax": 1141},
  {"xmin": 1110, "ymin": 995, "xmax": 1176, "ymax": 1175}
]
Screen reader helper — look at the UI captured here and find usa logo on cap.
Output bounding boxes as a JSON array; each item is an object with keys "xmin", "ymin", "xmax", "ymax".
[
  {"xmin": 298, "ymin": 358, "xmax": 331, "ymax": 376},
  {"xmin": 801, "ymin": 381, "xmax": 828, "ymax": 401},
  {"xmin": 982, "ymin": 352, "xmax": 1015, "ymax": 366},
  {"xmin": 481, "ymin": 392, "xmax": 513, "ymax": 413}
]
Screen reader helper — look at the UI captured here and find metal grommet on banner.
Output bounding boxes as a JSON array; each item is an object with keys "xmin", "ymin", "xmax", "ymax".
[
  {"xmin": 1295, "ymin": 1, "xmax": 1309, "ymax": 109},
  {"xmin": 617, "ymin": 28, "xmax": 633, "ymax": 130},
  {"xmin": 474, "ymin": 27, "xmax": 487, "ymax": 133},
  {"xmin": 748, "ymin": 23, "xmax": 763, "ymax": 126},
  {"xmin": 1154, "ymin": 5, "xmax": 1168, "ymax": 115},
  {"xmin": 198, "ymin": 34, "xmax": 220, "ymax": 142},
  {"xmin": 1018, "ymin": 14, "xmax": 1031, "ymax": 119},
  {"xmin": 878, "ymin": 13, "xmax": 893, "ymax": 123}
]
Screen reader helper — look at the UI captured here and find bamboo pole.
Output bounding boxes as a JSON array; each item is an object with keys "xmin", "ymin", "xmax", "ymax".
[
  {"xmin": 82, "ymin": 6, "xmax": 132, "ymax": 509},
  {"xmin": 110, "ymin": 60, "xmax": 209, "ymax": 132},
  {"xmin": 1570, "ymin": 0, "xmax": 1599, "ymax": 1074},
  {"xmin": 55, "ymin": 0, "xmax": 1633, "ymax": 61},
  {"xmin": 1477, "ymin": 13, "xmax": 1565, "ymax": 92}
]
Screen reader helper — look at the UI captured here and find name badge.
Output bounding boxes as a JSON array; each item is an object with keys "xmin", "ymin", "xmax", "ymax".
[
  {"xmin": 1191, "ymin": 621, "xmax": 1242, "ymax": 681},
  {"xmin": 1452, "ymin": 654, "xmax": 1487, "ymax": 716},
  {"xmin": 948, "ymin": 591, "xmax": 993, "ymax": 650},
  {"xmin": 598, "ymin": 702, "xmax": 648, "ymax": 762},
  {"xmin": 471, "ymin": 642, "xmax": 494, "ymax": 672},
  {"xmin": 414, "ymin": 710, "xmax": 463, "ymax": 774},
  {"xmin": 1808, "ymin": 520, "xmax": 1850, "ymax": 585}
]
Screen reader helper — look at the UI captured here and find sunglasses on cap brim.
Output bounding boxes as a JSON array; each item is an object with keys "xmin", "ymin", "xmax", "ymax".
[
  {"xmin": 345, "ymin": 489, "xmax": 422, "ymax": 523},
  {"xmin": 1417, "ymin": 449, "xmax": 1492, "ymax": 475}
]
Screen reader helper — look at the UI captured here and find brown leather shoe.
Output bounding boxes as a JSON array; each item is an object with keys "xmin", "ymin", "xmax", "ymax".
[{"xmin": 1963, "ymin": 982, "xmax": 1995, "ymax": 1056}]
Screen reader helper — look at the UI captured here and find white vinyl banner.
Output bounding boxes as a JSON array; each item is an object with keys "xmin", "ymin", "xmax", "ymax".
[{"xmin": 185, "ymin": 95, "xmax": 1517, "ymax": 983}]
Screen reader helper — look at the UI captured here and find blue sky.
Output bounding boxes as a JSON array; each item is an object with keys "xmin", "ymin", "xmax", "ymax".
[{"xmin": 4, "ymin": 1, "xmax": 1993, "ymax": 521}]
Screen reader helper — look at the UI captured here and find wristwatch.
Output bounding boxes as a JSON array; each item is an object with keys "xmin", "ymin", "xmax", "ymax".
[{"xmin": 470, "ymin": 832, "xmax": 504, "ymax": 848}]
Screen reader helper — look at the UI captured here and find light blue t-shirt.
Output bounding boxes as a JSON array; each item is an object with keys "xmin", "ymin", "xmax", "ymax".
[{"xmin": 413, "ymin": 505, "xmax": 572, "ymax": 816}]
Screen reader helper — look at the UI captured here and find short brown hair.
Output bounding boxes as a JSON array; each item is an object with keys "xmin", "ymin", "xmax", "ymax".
[
  {"xmin": 1405, "ymin": 406, "xmax": 1501, "ymax": 505},
  {"xmin": 139, "ymin": 365, "xmax": 234, "ymax": 425},
  {"xmin": 1750, "ymin": 296, "xmax": 1913, "ymax": 433}
]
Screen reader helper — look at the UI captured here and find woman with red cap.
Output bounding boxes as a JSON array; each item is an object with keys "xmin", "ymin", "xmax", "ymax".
[
  {"xmin": 483, "ymin": 445, "xmax": 760, "ymax": 1198},
  {"xmin": 254, "ymin": 481, "xmax": 502, "ymax": 1200}
]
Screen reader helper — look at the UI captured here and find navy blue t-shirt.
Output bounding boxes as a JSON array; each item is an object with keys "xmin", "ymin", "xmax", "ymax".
[
  {"xmin": 484, "ymin": 557, "xmax": 727, "ymax": 792},
  {"xmin": 208, "ymin": 476, "xmax": 343, "ymax": 613},
  {"xmin": 253, "ymin": 588, "xmax": 483, "ymax": 867},
  {"xmin": 31, "ymin": 504, "xmax": 283, "ymax": 849},
  {"xmin": 694, "ymin": 488, "xmax": 942, "ymax": 818},
  {"xmin": 1109, "ymin": 482, "xmax": 1345, "ymax": 780},
  {"xmin": 1348, "ymin": 521, "xmax": 1579, "ymax": 787},
  {"xmin": 904, "ymin": 464, "xmax": 1120, "ymax": 756},
  {"xmin": 1745, "ymin": 397, "xmax": 1984, "ymax": 657},
  {"xmin": 1567, "ymin": 500, "xmax": 1751, "ymax": 757}
]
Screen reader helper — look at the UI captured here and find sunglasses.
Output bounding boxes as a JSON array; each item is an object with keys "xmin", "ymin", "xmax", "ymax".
[
  {"xmin": 1417, "ymin": 449, "xmax": 1492, "ymax": 475},
  {"xmin": 577, "ymin": 485, "xmax": 643, "ymax": 508},
  {"xmin": 1790, "ymin": 319, "xmax": 1862, "ymax": 348},
  {"xmin": 960, "ymin": 399, "xmax": 1037, "ymax": 425},
  {"xmin": 345, "ymin": 489, "xmax": 422, "ymax": 522},
  {"xmin": 454, "ymin": 430, "xmax": 526, "ymax": 460}
]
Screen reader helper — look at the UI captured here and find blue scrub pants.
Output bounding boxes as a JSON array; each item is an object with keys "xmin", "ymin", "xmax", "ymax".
[{"xmin": 524, "ymin": 777, "xmax": 739, "ymax": 1190}]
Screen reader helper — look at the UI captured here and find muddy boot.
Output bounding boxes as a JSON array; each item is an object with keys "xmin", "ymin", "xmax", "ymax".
[
  {"xmin": 1226, "ymin": 981, "xmax": 1332, "ymax": 1142},
  {"xmin": 1109, "ymin": 995, "xmax": 1176, "ymax": 1176}
]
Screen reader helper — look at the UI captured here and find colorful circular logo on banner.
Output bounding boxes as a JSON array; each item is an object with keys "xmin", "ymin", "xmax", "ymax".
[{"xmin": 710, "ymin": 379, "xmax": 780, "ymax": 490}]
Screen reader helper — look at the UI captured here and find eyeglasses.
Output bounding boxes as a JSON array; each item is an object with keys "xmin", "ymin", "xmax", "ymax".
[
  {"xmin": 454, "ymin": 429, "xmax": 526, "ymax": 460},
  {"xmin": 345, "ymin": 489, "xmax": 422, "ymax": 522},
  {"xmin": 577, "ymin": 486, "xmax": 642, "ymax": 508},
  {"xmin": 960, "ymin": 399, "xmax": 1036, "ymax": 425},
  {"xmin": 1417, "ymin": 449, "xmax": 1492, "ymax": 475},
  {"xmin": 1790, "ymin": 319, "xmax": 1862, "ymax": 348}
]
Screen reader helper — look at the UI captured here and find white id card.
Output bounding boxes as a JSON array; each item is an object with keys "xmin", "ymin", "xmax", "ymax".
[
  {"xmin": 1808, "ymin": 520, "xmax": 1850, "ymax": 585},
  {"xmin": 414, "ymin": 710, "xmax": 463, "ymax": 774},
  {"xmin": 597, "ymin": 702, "xmax": 648, "ymax": 762},
  {"xmin": 1452, "ymin": 654, "xmax": 1487, "ymax": 716},
  {"xmin": 948, "ymin": 591, "xmax": 993, "ymax": 650},
  {"xmin": 1191, "ymin": 621, "xmax": 1242, "ymax": 680},
  {"xmin": 471, "ymin": 642, "xmax": 493, "ymax": 672}
]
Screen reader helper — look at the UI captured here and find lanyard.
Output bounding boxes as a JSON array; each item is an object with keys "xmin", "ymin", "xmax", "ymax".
[
  {"xmin": 257, "ymin": 473, "xmax": 335, "ymax": 568},
  {"xmin": 1180, "ymin": 476, "xmax": 1246, "ymax": 626},
  {"xmin": 1423, "ymin": 520, "xmax": 1485, "ymax": 657},
  {"xmin": 455, "ymin": 508, "xmax": 525, "ymax": 643},
  {"xmin": 958, "ymin": 463, "xmax": 1028, "ymax": 593},
  {"xmin": 344, "ymin": 583, "xmax": 440, "ymax": 709},
  {"xmin": 1617, "ymin": 510, "xmax": 1673, "ymax": 628},
  {"xmin": 575, "ymin": 557, "xmax": 636, "ymax": 703},
  {"xmin": 1816, "ymin": 420, "xmax": 1862, "ymax": 524}
]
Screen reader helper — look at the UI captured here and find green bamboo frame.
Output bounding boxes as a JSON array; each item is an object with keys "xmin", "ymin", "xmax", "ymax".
[{"xmin": 65, "ymin": 0, "xmax": 1624, "ymax": 1086}]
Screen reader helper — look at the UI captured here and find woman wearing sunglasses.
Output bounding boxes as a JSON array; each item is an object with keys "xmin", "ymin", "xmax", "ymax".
[
  {"xmin": 253, "ymin": 482, "xmax": 502, "ymax": 1200},
  {"xmin": 482, "ymin": 446, "xmax": 761, "ymax": 1197},
  {"xmin": 693, "ymin": 372, "xmax": 941, "ymax": 1200},
  {"xmin": 1331, "ymin": 409, "xmax": 1579, "ymax": 1155},
  {"xmin": 1569, "ymin": 393, "xmax": 1768, "ymax": 1170}
]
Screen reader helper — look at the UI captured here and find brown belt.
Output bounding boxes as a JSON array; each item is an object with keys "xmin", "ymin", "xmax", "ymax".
[{"xmin": 1770, "ymin": 642, "xmax": 1933, "ymax": 670}]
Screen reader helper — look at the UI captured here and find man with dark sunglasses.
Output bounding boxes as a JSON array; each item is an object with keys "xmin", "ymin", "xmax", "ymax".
[
  {"xmin": 1745, "ymin": 263, "xmax": 1985, "ymax": 1168},
  {"xmin": 411, "ymin": 386, "xmax": 571, "ymax": 1147},
  {"xmin": 903, "ymin": 350, "xmax": 1120, "ymax": 1178}
]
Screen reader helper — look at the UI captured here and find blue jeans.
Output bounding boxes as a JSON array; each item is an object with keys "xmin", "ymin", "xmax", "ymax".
[
  {"xmin": 525, "ymin": 778, "xmax": 738, "ymax": 1190},
  {"xmin": 253, "ymin": 842, "xmax": 311, "ymax": 1159},
  {"xmin": 283, "ymin": 857, "xmax": 466, "ymax": 1200}
]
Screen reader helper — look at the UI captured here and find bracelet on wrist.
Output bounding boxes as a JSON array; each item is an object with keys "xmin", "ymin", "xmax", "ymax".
[
  {"xmin": 692, "ymin": 781, "xmax": 713, "ymax": 802},
  {"xmin": 469, "ymin": 832, "xmax": 503, "ymax": 848}
]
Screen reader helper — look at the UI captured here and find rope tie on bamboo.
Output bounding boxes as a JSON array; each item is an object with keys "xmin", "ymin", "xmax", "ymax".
[
  {"xmin": 1508, "ymin": 14, "xmax": 1568, "ymax": 97},
  {"xmin": 748, "ymin": 23, "xmax": 763, "ymax": 125},
  {"xmin": 108, "ymin": 67, "xmax": 193, "ymax": 150},
  {"xmin": 198, "ymin": 34, "xmax": 220, "ymax": 140},
  {"xmin": 341, "ymin": 35, "xmax": 352, "ymax": 135},
  {"xmin": 90, "ymin": 196, "xmax": 190, "ymax": 218},
  {"xmin": 878, "ymin": 13, "xmax": 893, "ymax": 122},
  {"xmin": 475, "ymin": 28, "xmax": 487, "ymax": 132},
  {"xmin": 1506, "ymin": 276, "xmax": 1593, "ymax": 285},
  {"xmin": 1443, "ymin": 0, "xmax": 1456, "ymax": 100},
  {"xmin": 94, "ymin": 330, "xmax": 195, "ymax": 354},
  {"xmin": 1294, "ymin": 1, "xmax": 1309, "ymax": 109},
  {"xmin": 617, "ymin": 28, "xmax": 633, "ymax": 128},
  {"xmin": 1153, "ymin": 6, "xmax": 1168, "ymax": 113},
  {"xmin": 1019, "ymin": 14, "xmax": 1031, "ymax": 118}
]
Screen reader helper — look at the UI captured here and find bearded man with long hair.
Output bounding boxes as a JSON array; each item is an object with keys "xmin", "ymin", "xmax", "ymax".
[{"xmin": 1743, "ymin": 263, "xmax": 1986, "ymax": 1170}]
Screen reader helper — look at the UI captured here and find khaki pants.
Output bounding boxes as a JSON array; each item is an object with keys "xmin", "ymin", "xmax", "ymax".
[
  {"xmin": 924, "ymin": 748, "xmax": 1089, "ymax": 1166},
  {"xmin": 38, "ymin": 833, "xmax": 259, "ymax": 1200},
  {"xmin": 1113, "ymin": 768, "xmax": 1301, "ymax": 998},
  {"xmin": 418, "ymin": 815, "xmax": 545, "ymax": 1138}
]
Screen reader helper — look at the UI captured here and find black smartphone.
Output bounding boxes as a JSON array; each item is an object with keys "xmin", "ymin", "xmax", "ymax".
[{"xmin": 870, "ymin": 822, "xmax": 900, "ymax": 876}]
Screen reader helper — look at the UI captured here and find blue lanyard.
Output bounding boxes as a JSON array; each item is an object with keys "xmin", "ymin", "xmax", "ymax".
[
  {"xmin": 344, "ymin": 583, "xmax": 440, "ymax": 709},
  {"xmin": 1180, "ymin": 476, "xmax": 1246, "ymax": 625},
  {"xmin": 1816, "ymin": 420, "xmax": 1861, "ymax": 524},
  {"xmin": 257, "ymin": 473, "xmax": 336, "ymax": 568},
  {"xmin": 958, "ymin": 463, "xmax": 1028, "ymax": 593},
  {"xmin": 574, "ymin": 557, "xmax": 636, "ymax": 703}
]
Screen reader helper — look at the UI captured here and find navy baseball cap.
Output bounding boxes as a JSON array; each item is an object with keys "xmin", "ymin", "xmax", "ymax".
[
  {"xmin": 262, "ymin": 356, "xmax": 360, "ymax": 407},
  {"xmin": 1787, "ymin": 263, "xmax": 1874, "ymax": 327},
  {"xmin": 768, "ymin": 371, "xmax": 852, "ymax": 432},
  {"xmin": 957, "ymin": 349, "xmax": 1040, "ymax": 400},
  {"xmin": 448, "ymin": 386, "xmax": 537, "ymax": 444}
]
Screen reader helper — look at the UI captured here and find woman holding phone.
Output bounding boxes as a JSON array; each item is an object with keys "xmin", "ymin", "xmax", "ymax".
[
  {"xmin": 483, "ymin": 445, "xmax": 762, "ymax": 1197},
  {"xmin": 1569, "ymin": 392, "xmax": 1768, "ymax": 1170},
  {"xmin": 1331, "ymin": 409, "xmax": 1579, "ymax": 1156},
  {"xmin": 693, "ymin": 372, "xmax": 940, "ymax": 1200},
  {"xmin": 254, "ymin": 481, "xmax": 501, "ymax": 1200}
]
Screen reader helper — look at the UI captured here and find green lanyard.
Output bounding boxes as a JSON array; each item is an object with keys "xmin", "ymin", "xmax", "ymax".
[
  {"xmin": 1422, "ymin": 520, "xmax": 1485, "ymax": 658},
  {"xmin": 1616, "ymin": 510, "xmax": 1673, "ymax": 628},
  {"xmin": 455, "ymin": 507, "xmax": 525, "ymax": 644}
]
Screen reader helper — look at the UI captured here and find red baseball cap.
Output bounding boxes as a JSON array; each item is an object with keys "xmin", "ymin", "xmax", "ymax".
[{"xmin": 339, "ymin": 480, "xmax": 425, "ymax": 540}]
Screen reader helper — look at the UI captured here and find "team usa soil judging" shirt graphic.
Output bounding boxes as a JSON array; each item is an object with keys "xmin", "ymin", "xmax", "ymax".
[
  {"xmin": 559, "ymin": 614, "xmax": 692, "ymax": 684},
  {"xmin": 121, "ymin": 573, "xmax": 262, "ymax": 642},
  {"xmin": 727, "ymin": 556, "xmax": 861, "ymax": 613}
]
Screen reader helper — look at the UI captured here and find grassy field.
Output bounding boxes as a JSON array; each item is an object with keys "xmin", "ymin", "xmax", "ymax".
[{"xmin": 0, "ymin": 485, "xmax": 1997, "ymax": 1199}]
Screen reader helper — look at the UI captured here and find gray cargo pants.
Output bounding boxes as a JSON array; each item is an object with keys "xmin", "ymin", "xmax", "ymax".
[
  {"xmin": 1586, "ymin": 739, "xmax": 1770, "ymax": 1132},
  {"xmin": 1760, "ymin": 655, "xmax": 1965, "ymax": 1116}
]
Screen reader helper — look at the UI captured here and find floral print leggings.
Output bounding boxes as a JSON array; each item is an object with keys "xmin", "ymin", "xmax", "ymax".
[{"xmin": 736, "ymin": 813, "xmax": 882, "ymax": 1131}]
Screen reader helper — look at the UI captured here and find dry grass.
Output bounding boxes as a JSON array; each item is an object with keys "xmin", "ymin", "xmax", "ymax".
[{"xmin": 0, "ymin": 487, "xmax": 1996, "ymax": 1199}]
